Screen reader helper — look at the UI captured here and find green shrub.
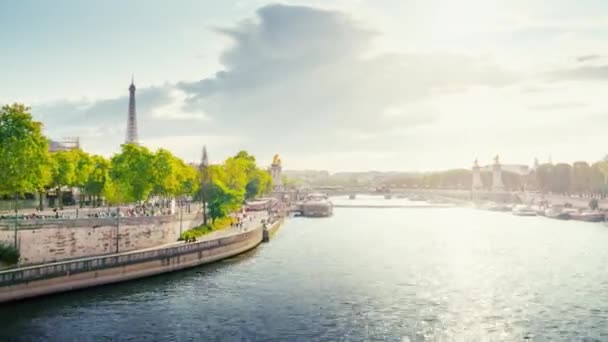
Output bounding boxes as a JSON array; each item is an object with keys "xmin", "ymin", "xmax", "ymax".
[
  {"xmin": 0, "ymin": 242, "xmax": 20, "ymax": 265},
  {"xmin": 178, "ymin": 217, "xmax": 235, "ymax": 241}
]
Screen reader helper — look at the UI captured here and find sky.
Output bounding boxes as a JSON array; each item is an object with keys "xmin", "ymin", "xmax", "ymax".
[{"xmin": 2, "ymin": 0, "xmax": 608, "ymax": 172}]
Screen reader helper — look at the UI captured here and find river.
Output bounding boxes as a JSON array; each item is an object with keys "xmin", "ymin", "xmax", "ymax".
[{"xmin": 1, "ymin": 196, "xmax": 608, "ymax": 341}]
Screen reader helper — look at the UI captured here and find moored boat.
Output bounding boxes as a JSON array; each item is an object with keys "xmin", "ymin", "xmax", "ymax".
[
  {"xmin": 569, "ymin": 211, "xmax": 605, "ymax": 222},
  {"xmin": 544, "ymin": 206, "xmax": 577, "ymax": 220},
  {"xmin": 299, "ymin": 193, "xmax": 333, "ymax": 217},
  {"xmin": 481, "ymin": 202, "xmax": 511, "ymax": 212},
  {"xmin": 512, "ymin": 205, "xmax": 537, "ymax": 216}
]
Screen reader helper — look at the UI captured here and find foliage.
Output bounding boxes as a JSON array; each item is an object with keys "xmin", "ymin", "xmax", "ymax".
[
  {"xmin": 246, "ymin": 169, "xmax": 273, "ymax": 199},
  {"xmin": 281, "ymin": 175, "xmax": 301, "ymax": 189},
  {"xmin": 178, "ymin": 217, "xmax": 233, "ymax": 241},
  {"xmin": 207, "ymin": 180, "xmax": 240, "ymax": 222},
  {"xmin": 85, "ymin": 155, "xmax": 111, "ymax": 199},
  {"xmin": 0, "ymin": 104, "xmax": 50, "ymax": 196},
  {"xmin": 0, "ymin": 242, "xmax": 20, "ymax": 265},
  {"xmin": 589, "ymin": 198, "xmax": 599, "ymax": 210},
  {"xmin": 108, "ymin": 144, "xmax": 155, "ymax": 203},
  {"xmin": 202, "ymin": 151, "xmax": 273, "ymax": 222},
  {"xmin": 0, "ymin": 105, "xmax": 267, "ymax": 215},
  {"xmin": 151, "ymin": 148, "xmax": 181, "ymax": 196}
]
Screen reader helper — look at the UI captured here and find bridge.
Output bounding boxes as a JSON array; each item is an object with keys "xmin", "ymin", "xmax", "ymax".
[{"xmin": 283, "ymin": 186, "xmax": 521, "ymax": 204}]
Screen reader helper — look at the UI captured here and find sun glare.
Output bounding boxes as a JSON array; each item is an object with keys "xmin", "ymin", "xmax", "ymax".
[{"xmin": 429, "ymin": 0, "xmax": 503, "ymax": 41}]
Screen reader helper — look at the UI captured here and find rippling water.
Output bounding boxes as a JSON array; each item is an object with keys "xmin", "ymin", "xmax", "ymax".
[{"xmin": 2, "ymin": 196, "xmax": 608, "ymax": 341}]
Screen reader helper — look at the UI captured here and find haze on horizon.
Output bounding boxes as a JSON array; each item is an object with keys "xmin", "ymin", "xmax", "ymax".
[{"xmin": 1, "ymin": 0, "xmax": 607, "ymax": 172}]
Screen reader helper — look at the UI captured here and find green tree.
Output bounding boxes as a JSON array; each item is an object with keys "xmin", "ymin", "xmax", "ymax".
[
  {"xmin": 572, "ymin": 161, "xmax": 591, "ymax": 194},
  {"xmin": 178, "ymin": 163, "xmax": 200, "ymax": 197},
  {"xmin": 536, "ymin": 163, "xmax": 554, "ymax": 193},
  {"xmin": 553, "ymin": 163, "xmax": 572, "ymax": 194},
  {"xmin": 108, "ymin": 144, "xmax": 155, "ymax": 203},
  {"xmin": 256, "ymin": 169, "xmax": 273, "ymax": 195},
  {"xmin": 151, "ymin": 148, "xmax": 181, "ymax": 197},
  {"xmin": 85, "ymin": 155, "xmax": 110, "ymax": 206},
  {"xmin": 72, "ymin": 149, "xmax": 95, "ymax": 206},
  {"xmin": 207, "ymin": 180, "xmax": 239, "ymax": 223},
  {"xmin": 0, "ymin": 104, "xmax": 50, "ymax": 198},
  {"xmin": 49, "ymin": 150, "xmax": 78, "ymax": 206},
  {"xmin": 594, "ymin": 161, "xmax": 608, "ymax": 191}
]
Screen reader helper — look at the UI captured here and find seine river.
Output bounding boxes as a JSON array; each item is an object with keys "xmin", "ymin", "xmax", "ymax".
[{"xmin": 1, "ymin": 196, "xmax": 608, "ymax": 341}]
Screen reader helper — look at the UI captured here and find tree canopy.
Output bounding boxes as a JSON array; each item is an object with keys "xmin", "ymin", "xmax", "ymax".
[{"xmin": 0, "ymin": 104, "xmax": 50, "ymax": 196}]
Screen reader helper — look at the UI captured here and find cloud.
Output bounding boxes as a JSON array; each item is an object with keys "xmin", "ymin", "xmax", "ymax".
[
  {"xmin": 32, "ymin": 85, "xmax": 219, "ymax": 159},
  {"xmin": 176, "ymin": 4, "xmax": 516, "ymax": 157},
  {"xmin": 576, "ymin": 54, "xmax": 603, "ymax": 63},
  {"xmin": 31, "ymin": 4, "xmax": 519, "ymax": 169},
  {"xmin": 527, "ymin": 102, "xmax": 587, "ymax": 111},
  {"xmin": 547, "ymin": 65, "xmax": 608, "ymax": 81}
]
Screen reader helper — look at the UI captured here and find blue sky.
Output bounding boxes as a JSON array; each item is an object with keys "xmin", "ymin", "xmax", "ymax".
[{"xmin": 2, "ymin": 1, "xmax": 608, "ymax": 171}]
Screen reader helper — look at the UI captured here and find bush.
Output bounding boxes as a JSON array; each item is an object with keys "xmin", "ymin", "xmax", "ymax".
[
  {"xmin": 178, "ymin": 217, "xmax": 234, "ymax": 241},
  {"xmin": 0, "ymin": 242, "xmax": 20, "ymax": 265},
  {"xmin": 589, "ymin": 198, "xmax": 599, "ymax": 210}
]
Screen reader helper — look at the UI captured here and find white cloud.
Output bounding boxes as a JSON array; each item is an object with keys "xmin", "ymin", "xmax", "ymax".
[{"xmin": 22, "ymin": 2, "xmax": 608, "ymax": 171}]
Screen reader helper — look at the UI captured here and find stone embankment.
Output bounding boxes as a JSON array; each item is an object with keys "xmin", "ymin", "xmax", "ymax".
[
  {"xmin": 0, "ymin": 212, "xmax": 205, "ymax": 265},
  {"xmin": 0, "ymin": 220, "xmax": 282, "ymax": 304},
  {"xmin": 407, "ymin": 189, "xmax": 606, "ymax": 208}
]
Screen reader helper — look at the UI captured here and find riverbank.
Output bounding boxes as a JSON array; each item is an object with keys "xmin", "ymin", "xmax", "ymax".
[
  {"xmin": 2, "ymin": 206, "xmax": 606, "ymax": 340},
  {"xmin": 0, "ymin": 218, "xmax": 282, "ymax": 304}
]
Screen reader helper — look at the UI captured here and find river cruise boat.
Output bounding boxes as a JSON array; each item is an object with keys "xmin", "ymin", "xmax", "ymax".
[
  {"xmin": 299, "ymin": 193, "xmax": 333, "ymax": 217},
  {"xmin": 544, "ymin": 206, "xmax": 577, "ymax": 220},
  {"xmin": 512, "ymin": 205, "xmax": 537, "ymax": 216},
  {"xmin": 480, "ymin": 202, "xmax": 511, "ymax": 212},
  {"xmin": 569, "ymin": 211, "xmax": 605, "ymax": 222}
]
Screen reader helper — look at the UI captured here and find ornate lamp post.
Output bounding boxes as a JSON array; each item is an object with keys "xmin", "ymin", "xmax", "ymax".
[{"xmin": 200, "ymin": 146, "xmax": 209, "ymax": 226}]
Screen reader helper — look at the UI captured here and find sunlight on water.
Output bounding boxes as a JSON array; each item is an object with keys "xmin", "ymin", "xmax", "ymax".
[{"xmin": 1, "ymin": 202, "xmax": 608, "ymax": 341}]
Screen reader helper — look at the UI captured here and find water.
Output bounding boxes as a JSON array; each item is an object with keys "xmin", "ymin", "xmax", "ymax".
[{"xmin": 2, "ymin": 196, "xmax": 608, "ymax": 341}]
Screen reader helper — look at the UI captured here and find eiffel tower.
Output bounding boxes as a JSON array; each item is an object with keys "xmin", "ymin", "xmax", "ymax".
[{"xmin": 125, "ymin": 76, "xmax": 139, "ymax": 145}]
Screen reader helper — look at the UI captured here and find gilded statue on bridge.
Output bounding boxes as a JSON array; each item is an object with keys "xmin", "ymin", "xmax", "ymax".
[{"xmin": 272, "ymin": 154, "xmax": 282, "ymax": 166}]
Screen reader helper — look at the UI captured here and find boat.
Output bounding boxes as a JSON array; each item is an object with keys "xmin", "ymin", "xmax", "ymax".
[
  {"xmin": 544, "ymin": 206, "xmax": 577, "ymax": 220},
  {"xmin": 298, "ymin": 193, "xmax": 333, "ymax": 217},
  {"xmin": 569, "ymin": 211, "xmax": 605, "ymax": 222},
  {"xmin": 512, "ymin": 205, "xmax": 537, "ymax": 216},
  {"xmin": 409, "ymin": 195, "xmax": 426, "ymax": 202},
  {"xmin": 480, "ymin": 202, "xmax": 511, "ymax": 212},
  {"xmin": 492, "ymin": 204, "xmax": 512, "ymax": 212}
]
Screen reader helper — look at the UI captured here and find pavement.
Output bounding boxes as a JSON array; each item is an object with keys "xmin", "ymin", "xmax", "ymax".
[
  {"xmin": 3, "ymin": 210, "xmax": 271, "ymax": 271},
  {"xmin": 135, "ymin": 210, "xmax": 269, "ymax": 252}
]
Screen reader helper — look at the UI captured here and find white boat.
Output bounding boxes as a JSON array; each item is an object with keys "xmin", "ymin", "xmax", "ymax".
[
  {"xmin": 512, "ymin": 205, "xmax": 537, "ymax": 216},
  {"xmin": 544, "ymin": 206, "xmax": 577, "ymax": 220},
  {"xmin": 299, "ymin": 193, "xmax": 333, "ymax": 217}
]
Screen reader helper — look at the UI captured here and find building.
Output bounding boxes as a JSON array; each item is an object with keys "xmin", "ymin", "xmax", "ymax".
[
  {"xmin": 48, "ymin": 137, "xmax": 79, "ymax": 152},
  {"xmin": 125, "ymin": 76, "xmax": 139, "ymax": 145},
  {"xmin": 269, "ymin": 154, "xmax": 283, "ymax": 190}
]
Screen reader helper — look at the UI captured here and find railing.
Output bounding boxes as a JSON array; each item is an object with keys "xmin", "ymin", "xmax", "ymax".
[
  {"xmin": 0, "ymin": 211, "xmax": 204, "ymax": 230},
  {"xmin": 0, "ymin": 227, "xmax": 260, "ymax": 287}
]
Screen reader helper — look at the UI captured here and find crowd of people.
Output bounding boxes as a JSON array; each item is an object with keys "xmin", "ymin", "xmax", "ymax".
[{"xmin": 0, "ymin": 201, "xmax": 200, "ymax": 221}]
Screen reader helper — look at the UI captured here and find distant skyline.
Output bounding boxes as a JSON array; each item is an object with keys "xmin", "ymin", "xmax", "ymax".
[{"xmin": 2, "ymin": 0, "xmax": 608, "ymax": 171}]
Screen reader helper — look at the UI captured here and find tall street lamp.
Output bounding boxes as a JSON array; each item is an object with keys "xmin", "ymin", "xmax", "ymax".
[{"xmin": 200, "ymin": 146, "xmax": 209, "ymax": 226}]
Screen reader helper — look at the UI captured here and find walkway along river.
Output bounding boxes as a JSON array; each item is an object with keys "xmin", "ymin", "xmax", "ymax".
[
  {"xmin": 1, "ymin": 196, "xmax": 608, "ymax": 340},
  {"xmin": 0, "ymin": 212, "xmax": 277, "ymax": 303}
]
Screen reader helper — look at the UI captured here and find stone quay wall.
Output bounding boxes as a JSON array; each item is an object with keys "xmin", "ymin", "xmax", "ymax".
[
  {"xmin": 0, "ymin": 226, "xmax": 265, "ymax": 304},
  {"xmin": 0, "ymin": 212, "xmax": 205, "ymax": 265}
]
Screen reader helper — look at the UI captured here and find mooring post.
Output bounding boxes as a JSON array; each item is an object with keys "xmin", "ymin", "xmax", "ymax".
[
  {"xmin": 179, "ymin": 198, "xmax": 183, "ymax": 236},
  {"xmin": 115, "ymin": 207, "xmax": 120, "ymax": 254}
]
